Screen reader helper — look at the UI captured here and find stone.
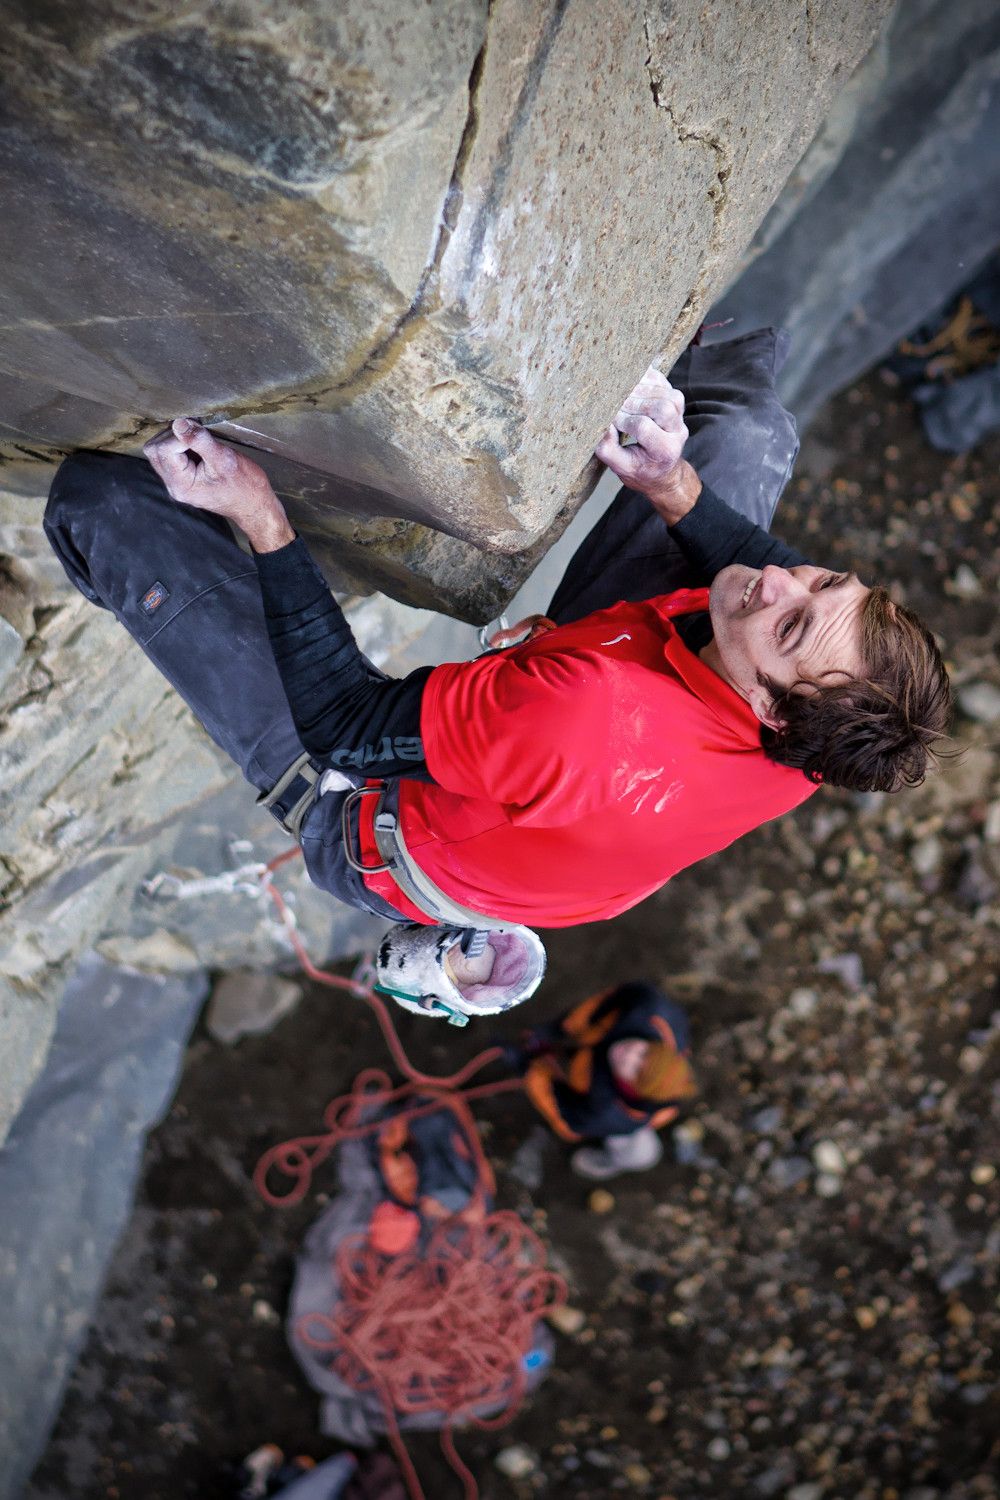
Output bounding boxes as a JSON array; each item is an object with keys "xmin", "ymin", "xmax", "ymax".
[
  {"xmin": 547, "ymin": 1304, "xmax": 586, "ymax": 1337},
  {"xmin": 957, "ymin": 682, "xmax": 1000, "ymax": 724},
  {"xmin": 814, "ymin": 1173, "xmax": 844, "ymax": 1199},
  {"xmin": 707, "ymin": 1437, "xmax": 732, "ymax": 1461},
  {"xmin": 910, "ymin": 835, "xmax": 944, "ymax": 880},
  {"xmin": 0, "ymin": 953, "xmax": 207, "ymax": 1500},
  {"xmin": 251, "ymin": 1298, "xmax": 281, "ymax": 1326},
  {"xmin": 787, "ymin": 1486, "xmax": 825, "ymax": 1500},
  {"xmin": 495, "ymin": 1444, "xmax": 537, "ymax": 1479},
  {"xmin": 947, "ymin": 564, "xmax": 983, "ymax": 599},
  {"xmin": 817, "ymin": 953, "xmax": 865, "ymax": 992},
  {"xmin": 205, "ymin": 970, "xmax": 303, "ymax": 1045},
  {"xmin": 673, "ymin": 1118, "xmax": 705, "ymax": 1165},
  {"xmin": 588, "ymin": 1189, "xmax": 615, "ymax": 1215},
  {"xmin": 812, "ymin": 1140, "xmax": 847, "ymax": 1176},
  {"xmin": 983, "ymin": 802, "xmax": 1000, "ymax": 844},
  {"xmin": 508, "ymin": 1124, "xmax": 548, "ymax": 1192},
  {"xmin": 768, "ymin": 1157, "xmax": 812, "ymax": 1190},
  {"xmin": 937, "ymin": 1257, "xmax": 975, "ymax": 1294},
  {"xmin": 788, "ymin": 987, "xmax": 820, "ymax": 1019},
  {"xmin": 0, "ymin": 0, "xmax": 890, "ymax": 615}
]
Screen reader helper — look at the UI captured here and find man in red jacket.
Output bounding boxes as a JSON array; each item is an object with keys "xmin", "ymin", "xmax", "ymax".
[{"xmin": 45, "ymin": 333, "xmax": 951, "ymax": 980}]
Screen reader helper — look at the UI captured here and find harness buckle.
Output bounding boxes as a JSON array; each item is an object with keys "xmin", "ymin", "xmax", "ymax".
[{"xmin": 341, "ymin": 785, "xmax": 392, "ymax": 874}]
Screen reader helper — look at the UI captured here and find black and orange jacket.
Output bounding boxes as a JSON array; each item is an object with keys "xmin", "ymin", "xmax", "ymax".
[{"xmin": 521, "ymin": 982, "xmax": 697, "ymax": 1143}]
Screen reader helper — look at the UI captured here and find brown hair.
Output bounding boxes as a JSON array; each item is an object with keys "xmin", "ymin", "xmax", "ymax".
[{"xmin": 760, "ymin": 586, "xmax": 952, "ymax": 793}]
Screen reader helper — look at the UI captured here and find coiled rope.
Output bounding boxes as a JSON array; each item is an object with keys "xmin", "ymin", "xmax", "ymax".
[{"xmin": 252, "ymin": 850, "xmax": 566, "ymax": 1500}]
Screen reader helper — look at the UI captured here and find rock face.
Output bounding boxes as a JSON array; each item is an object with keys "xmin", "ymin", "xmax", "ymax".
[
  {"xmin": 0, "ymin": 0, "xmax": 889, "ymax": 615},
  {"xmin": 714, "ymin": 0, "xmax": 1000, "ymax": 423},
  {"xmin": 0, "ymin": 954, "xmax": 208, "ymax": 1500}
]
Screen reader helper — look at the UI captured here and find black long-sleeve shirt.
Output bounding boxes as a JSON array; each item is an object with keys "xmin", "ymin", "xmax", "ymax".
[{"xmin": 254, "ymin": 483, "xmax": 807, "ymax": 782}]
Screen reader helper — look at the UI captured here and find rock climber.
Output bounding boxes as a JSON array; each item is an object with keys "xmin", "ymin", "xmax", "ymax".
[
  {"xmin": 511, "ymin": 980, "xmax": 697, "ymax": 1180},
  {"xmin": 44, "ymin": 331, "xmax": 952, "ymax": 1016}
]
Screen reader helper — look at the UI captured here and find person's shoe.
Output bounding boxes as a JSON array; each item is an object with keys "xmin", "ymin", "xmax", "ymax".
[
  {"xmin": 571, "ymin": 1127, "xmax": 663, "ymax": 1180},
  {"xmin": 373, "ymin": 922, "xmax": 546, "ymax": 1024}
]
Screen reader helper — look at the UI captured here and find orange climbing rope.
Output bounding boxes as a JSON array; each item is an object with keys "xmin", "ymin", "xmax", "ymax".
[{"xmin": 253, "ymin": 850, "xmax": 566, "ymax": 1500}]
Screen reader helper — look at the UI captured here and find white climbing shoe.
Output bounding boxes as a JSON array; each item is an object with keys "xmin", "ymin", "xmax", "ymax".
[{"xmin": 373, "ymin": 923, "xmax": 547, "ymax": 1025}]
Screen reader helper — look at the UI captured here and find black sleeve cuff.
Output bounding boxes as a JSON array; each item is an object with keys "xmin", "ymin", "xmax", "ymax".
[
  {"xmin": 669, "ymin": 482, "xmax": 754, "ymax": 565},
  {"xmin": 669, "ymin": 481, "xmax": 810, "ymax": 577},
  {"xmin": 254, "ymin": 534, "xmax": 331, "ymax": 608}
]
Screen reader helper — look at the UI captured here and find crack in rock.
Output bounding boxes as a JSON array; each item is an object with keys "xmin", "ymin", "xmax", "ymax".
[
  {"xmin": 317, "ymin": 9, "xmax": 494, "ymax": 406},
  {"xmin": 805, "ymin": 0, "xmax": 817, "ymax": 65},
  {"xmin": 643, "ymin": 16, "xmax": 732, "ymax": 328}
]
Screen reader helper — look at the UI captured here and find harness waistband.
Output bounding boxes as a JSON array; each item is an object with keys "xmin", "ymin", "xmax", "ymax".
[
  {"xmin": 341, "ymin": 780, "xmax": 504, "ymax": 930},
  {"xmin": 256, "ymin": 750, "xmax": 323, "ymax": 842}
]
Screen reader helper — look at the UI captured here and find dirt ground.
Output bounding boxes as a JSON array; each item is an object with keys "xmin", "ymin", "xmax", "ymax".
[{"xmin": 27, "ymin": 371, "xmax": 1000, "ymax": 1500}]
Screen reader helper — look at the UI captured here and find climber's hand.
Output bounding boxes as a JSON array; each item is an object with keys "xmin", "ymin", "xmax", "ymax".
[
  {"xmin": 595, "ymin": 367, "xmax": 701, "ymax": 524},
  {"xmin": 143, "ymin": 419, "xmax": 295, "ymax": 553}
]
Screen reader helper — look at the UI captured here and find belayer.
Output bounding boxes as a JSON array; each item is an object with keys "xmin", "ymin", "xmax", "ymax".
[
  {"xmin": 45, "ymin": 332, "xmax": 951, "ymax": 1019},
  {"xmin": 512, "ymin": 980, "xmax": 698, "ymax": 1180}
]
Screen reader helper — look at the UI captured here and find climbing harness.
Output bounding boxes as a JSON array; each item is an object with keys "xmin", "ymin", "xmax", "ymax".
[
  {"xmin": 256, "ymin": 750, "xmax": 324, "ymax": 841},
  {"xmin": 341, "ymin": 780, "xmax": 504, "ymax": 930}
]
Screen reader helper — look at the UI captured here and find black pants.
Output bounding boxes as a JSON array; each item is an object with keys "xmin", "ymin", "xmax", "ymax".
[{"xmin": 44, "ymin": 329, "xmax": 797, "ymax": 918}]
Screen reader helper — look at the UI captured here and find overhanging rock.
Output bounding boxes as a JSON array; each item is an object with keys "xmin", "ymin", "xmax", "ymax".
[{"xmin": 0, "ymin": 0, "xmax": 891, "ymax": 619}]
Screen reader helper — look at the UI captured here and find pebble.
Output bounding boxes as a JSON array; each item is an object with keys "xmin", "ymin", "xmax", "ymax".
[
  {"xmin": 624, "ymin": 1461, "xmax": 652, "ymax": 1487},
  {"xmin": 812, "ymin": 1139, "xmax": 846, "ymax": 1175},
  {"xmin": 508, "ymin": 1128, "xmax": 546, "ymax": 1191},
  {"xmin": 970, "ymin": 1162, "xmax": 995, "ymax": 1185},
  {"xmin": 787, "ymin": 1486, "xmax": 824, "ymax": 1500},
  {"xmin": 788, "ymin": 987, "xmax": 819, "ymax": 1018},
  {"xmin": 947, "ymin": 562, "xmax": 982, "ymax": 598},
  {"xmin": 909, "ymin": 835, "xmax": 943, "ymax": 879},
  {"xmin": 547, "ymin": 1304, "xmax": 586, "ymax": 1336},
  {"xmin": 855, "ymin": 1306, "xmax": 878, "ymax": 1329},
  {"xmin": 937, "ymin": 1257, "xmax": 974, "ymax": 1293},
  {"xmin": 583, "ymin": 1448, "xmax": 614, "ymax": 1468},
  {"xmin": 251, "ymin": 1299, "xmax": 280, "ymax": 1326},
  {"xmin": 673, "ymin": 1118, "xmax": 705, "ymax": 1164},
  {"xmin": 768, "ymin": 1156, "xmax": 812, "ymax": 1189},
  {"xmin": 814, "ymin": 1173, "xmax": 843, "ymax": 1198},
  {"xmin": 752, "ymin": 1105, "xmax": 784, "ymax": 1134},
  {"xmin": 588, "ymin": 1189, "xmax": 615, "ymax": 1215},
  {"xmin": 495, "ymin": 1444, "xmax": 537, "ymax": 1479},
  {"xmin": 983, "ymin": 801, "xmax": 1000, "ymax": 844},
  {"xmin": 958, "ymin": 681, "xmax": 1000, "ymax": 724},
  {"xmin": 817, "ymin": 951, "xmax": 864, "ymax": 991},
  {"xmin": 707, "ymin": 1436, "xmax": 731, "ymax": 1461},
  {"xmin": 206, "ymin": 971, "xmax": 303, "ymax": 1045}
]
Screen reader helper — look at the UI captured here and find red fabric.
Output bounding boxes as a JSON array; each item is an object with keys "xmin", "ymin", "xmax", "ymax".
[{"xmin": 361, "ymin": 588, "xmax": 817, "ymax": 927}]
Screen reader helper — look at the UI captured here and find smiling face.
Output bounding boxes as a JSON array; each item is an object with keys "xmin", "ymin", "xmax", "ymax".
[{"xmin": 703, "ymin": 563, "xmax": 871, "ymax": 728}]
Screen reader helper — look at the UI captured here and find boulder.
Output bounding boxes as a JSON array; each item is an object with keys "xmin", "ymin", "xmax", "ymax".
[{"xmin": 0, "ymin": 0, "xmax": 890, "ymax": 615}]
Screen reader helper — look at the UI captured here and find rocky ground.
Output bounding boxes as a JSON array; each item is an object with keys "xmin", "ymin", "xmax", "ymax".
[{"xmin": 26, "ymin": 372, "xmax": 1000, "ymax": 1500}]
